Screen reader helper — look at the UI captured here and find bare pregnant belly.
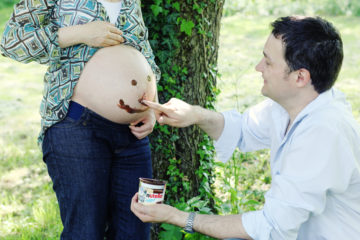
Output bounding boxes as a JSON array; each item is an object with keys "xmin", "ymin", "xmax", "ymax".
[{"xmin": 71, "ymin": 44, "xmax": 157, "ymax": 124}]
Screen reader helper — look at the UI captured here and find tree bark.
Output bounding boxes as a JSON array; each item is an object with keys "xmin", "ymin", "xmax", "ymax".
[
  {"xmin": 173, "ymin": 0, "xmax": 225, "ymax": 199},
  {"xmin": 142, "ymin": 1, "xmax": 225, "ymax": 238}
]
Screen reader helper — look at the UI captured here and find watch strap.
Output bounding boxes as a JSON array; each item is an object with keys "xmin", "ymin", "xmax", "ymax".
[{"xmin": 184, "ymin": 212, "xmax": 196, "ymax": 233}]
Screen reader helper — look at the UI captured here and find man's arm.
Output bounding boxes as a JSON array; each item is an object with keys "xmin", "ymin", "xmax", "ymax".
[
  {"xmin": 130, "ymin": 193, "xmax": 252, "ymax": 239},
  {"xmin": 193, "ymin": 105, "xmax": 225, "ymax": 140},
  {"xmin": 191, "ymin": 213, "xmax": 251, "ymax": 239},
  {"xmin": 142, "ymin": 98, "xmax": 225, "ymax": 140}
]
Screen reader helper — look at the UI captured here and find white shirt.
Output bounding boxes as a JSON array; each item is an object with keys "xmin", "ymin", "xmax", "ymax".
[
  {"xmin": 215, "ymin": 88, "xmax": 360, "ymax": 239},
  {"xmin": 98, "ymin": 0, "xmax": 122, "ymax": 24}
]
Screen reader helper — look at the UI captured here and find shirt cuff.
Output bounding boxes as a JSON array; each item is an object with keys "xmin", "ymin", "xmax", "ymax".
[
  {"xmin": 242, "ymin": 210, "xmax": 272, "ymax": 240},
  {"xmin": 214, "ymin": 110, "xmax": 242, "ymax": 162}
]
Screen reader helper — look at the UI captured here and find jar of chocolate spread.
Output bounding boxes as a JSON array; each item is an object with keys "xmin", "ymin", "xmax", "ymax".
[{"xmin": 138, "ymin": 178, "xmax": 167, "ymax": 205}]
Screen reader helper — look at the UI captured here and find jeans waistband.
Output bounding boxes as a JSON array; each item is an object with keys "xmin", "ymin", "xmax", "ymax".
[
  {"xmin": 67, "ymin": 101, "xmax": 131, "ymax": 130},
  {"xmin": 67, "ymin": 101, "xmax": 85, "ymax": 121}
]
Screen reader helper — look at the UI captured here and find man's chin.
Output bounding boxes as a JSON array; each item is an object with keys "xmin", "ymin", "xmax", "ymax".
[{"xmin": 261, "ymin": 86, "xmax": 267, "ymax": 97}]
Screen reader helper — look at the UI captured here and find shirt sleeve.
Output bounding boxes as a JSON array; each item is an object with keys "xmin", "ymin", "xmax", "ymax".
[
  {"xmin": 242, "ymin": 123, "xmax": 356, "ymax": 240},
  {"xmin": 214, "ymin": 99, "xmax": 272, "ymax": 162},
  {"xmin": 138, "ymin": 34, "xmax": 161, "ymax": 82},
  {"xmin": 122, "ymin": 0, "xmax": 161, "ymax": 82},
  {"xmin": 0, "ymin": 0, "xmax": 61, "ymax": 65}
]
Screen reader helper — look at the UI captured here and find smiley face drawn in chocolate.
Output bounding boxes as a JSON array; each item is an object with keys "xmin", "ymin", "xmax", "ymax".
[
  {"xmin": 118, "ymin": 99, "xmax": 148, "ymax": 113},
  {"xmin": 117, "ymin": 80, "xmax": 149, "ymax": 114}
]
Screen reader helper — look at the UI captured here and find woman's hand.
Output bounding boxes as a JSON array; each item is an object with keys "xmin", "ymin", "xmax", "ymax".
[
  {"xmin": 129, "ymin": 110, "xmax": 156, "ymax": 139},
  {"xmin": 59, "ymin": 21, "xmax": 125, "ymax": 48},
  {"xmin": 80, "ymin": 21, "xmax": 125, "ymax": 47}
]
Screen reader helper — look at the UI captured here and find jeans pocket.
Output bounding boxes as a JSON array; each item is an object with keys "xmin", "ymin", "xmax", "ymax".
[
  {"xmin": 42, "ymin": 130, "xmax": 53, "ymax": 163},
  {"xmin": 52, "ymin": 115, "xmax": 81, "ymax": 129}
]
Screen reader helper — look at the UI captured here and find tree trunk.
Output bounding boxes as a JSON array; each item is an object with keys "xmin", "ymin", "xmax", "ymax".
[
  {"xmin": 142, "ymin": 1, "xmax": 225, "ymax": 238},
  {"xmin": 173, "ymin": 0, "xmax": 224, "ymax": 197}
]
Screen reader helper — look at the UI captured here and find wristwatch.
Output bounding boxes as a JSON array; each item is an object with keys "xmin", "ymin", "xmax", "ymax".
[{"xmin": 184, "ymin": 212, "xmax": 196, "ymax": 233}]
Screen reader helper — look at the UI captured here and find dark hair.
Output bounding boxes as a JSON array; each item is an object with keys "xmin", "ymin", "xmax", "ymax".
[{"xmin": 271, "ymin": 16, "xmax": 343, "ymax": 93}]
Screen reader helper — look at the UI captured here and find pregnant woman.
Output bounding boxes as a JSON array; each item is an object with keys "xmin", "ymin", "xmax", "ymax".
[{"xmin": 0, "ymin": 0, "xmax": 160, "ymax": 239}]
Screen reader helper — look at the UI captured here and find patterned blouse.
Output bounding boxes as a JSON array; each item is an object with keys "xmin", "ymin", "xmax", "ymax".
[{"xmin": 0, "ymin": 0, "xmax": 161, "ymax": 146}]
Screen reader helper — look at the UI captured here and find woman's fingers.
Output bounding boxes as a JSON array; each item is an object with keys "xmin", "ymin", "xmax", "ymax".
[
  {"xmin": 83, "ymin": 21, "xmax": 125, "ymax": 47},
  {"xmin": 108, "ymin": 32, "xmax": 124, "ymax": 43},
  {"xmin": 109, "ymin": 26, "xmax": 123, "ymax": 35},
  {"xmin": 108, "ymin": 26, "xmax": 124, "ymax": 43},
  {"xmin": 129, "ymin": 123, "xmax": 153, "ymax": 139},
  {"xmin": 103, "ymin": 39, "xmax": 121, "ymax": 46},
  {"xmin": 132, "ymin": 131, "xmax": 147, "ymax": 139}
]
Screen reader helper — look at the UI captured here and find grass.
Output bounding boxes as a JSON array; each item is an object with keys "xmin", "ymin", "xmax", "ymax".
[
  {"xmin": 0, "ymin": 6, "xmax": 61, "ymax": 238},
  {"xmin": 0, "ymin": 6, "xmax": 359, "ymax": 239}
]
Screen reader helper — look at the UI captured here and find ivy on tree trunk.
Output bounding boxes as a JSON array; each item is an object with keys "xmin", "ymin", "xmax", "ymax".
[{"xmin": 142, "ymin": 0, "xmax": 225, "ymax": 239}]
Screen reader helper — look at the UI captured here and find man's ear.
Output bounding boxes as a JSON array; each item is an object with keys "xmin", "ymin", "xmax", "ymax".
[{"xmin": 296, "ymin": 68, "xmax": 311, "ymax": 87}]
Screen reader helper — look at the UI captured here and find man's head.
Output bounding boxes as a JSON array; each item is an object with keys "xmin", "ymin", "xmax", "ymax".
[{"xmin": 271, "ymin": 16, "xmax": 343, "ymax": 94}]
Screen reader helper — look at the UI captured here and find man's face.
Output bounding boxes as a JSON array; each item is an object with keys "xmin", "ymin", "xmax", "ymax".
[{"xmin": 255, "ymin": 34, "xmax": 298, "ymax": 104}]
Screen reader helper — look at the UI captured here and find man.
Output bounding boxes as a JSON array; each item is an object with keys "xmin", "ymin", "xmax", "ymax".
[{"xmin": 131, "ymin": 16, "xmax": 360, "ymax": 239}]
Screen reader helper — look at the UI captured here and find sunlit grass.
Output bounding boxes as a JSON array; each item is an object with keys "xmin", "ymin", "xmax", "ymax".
[
  {"xmin": 0, "ymin": 6, "xmax": 56, "ymax": 238},
  {"xmin": 0, "ymin": 165, "xmax": 62, "ymax": 239}
]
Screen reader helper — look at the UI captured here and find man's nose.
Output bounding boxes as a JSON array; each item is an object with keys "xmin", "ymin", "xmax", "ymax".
[{"xmin": 255, "ymin": 60, "xmax": 263, "ymax": 72}]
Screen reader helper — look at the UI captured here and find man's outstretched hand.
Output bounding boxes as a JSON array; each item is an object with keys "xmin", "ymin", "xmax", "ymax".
[
  {"xmin": 142, "ymin": 98, "xmax": 199, "ymax": 128},
  {"xmin": 143, "ymin": 98, "xmax": 224, "ymax": 140}
]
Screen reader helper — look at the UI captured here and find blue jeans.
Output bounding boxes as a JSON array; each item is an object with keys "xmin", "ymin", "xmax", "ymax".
[{"xmin": 42, "ymin": 101, "xmax": 152, "ymax": 240}]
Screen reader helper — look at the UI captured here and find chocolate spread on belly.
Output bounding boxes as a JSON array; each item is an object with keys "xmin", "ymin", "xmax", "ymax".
[
  {"xmin": 117, "ymin": 80, "xmax": 150, "ymax": 113},
  {"xmin": 118, "ymin": 99, "xmax": 148, "ymax": 114}
]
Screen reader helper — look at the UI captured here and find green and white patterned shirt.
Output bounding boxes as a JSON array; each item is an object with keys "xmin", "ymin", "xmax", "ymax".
[{"xmin": 0, "ymin": 0, "xmax": 160, "ymax": 146}]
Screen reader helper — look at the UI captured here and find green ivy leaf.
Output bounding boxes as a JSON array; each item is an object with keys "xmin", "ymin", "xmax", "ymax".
[
  {"xmin": 180, "ymin": 19, "xmax": 195, "ymax": 36},
  {"xmin": 151, "ymin": 4, "xmax": 163, "ymax": 17},
  {"xmin": 172, "ymin": 2, "xmax": 180, "ymax": 11},
  {"xmin": 159, "ymin": 224, "xmax": 183, "ymax": 240},
  {"xmin": 193, "ymin": 3, "xmax": 203, "ymax": 14}
]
